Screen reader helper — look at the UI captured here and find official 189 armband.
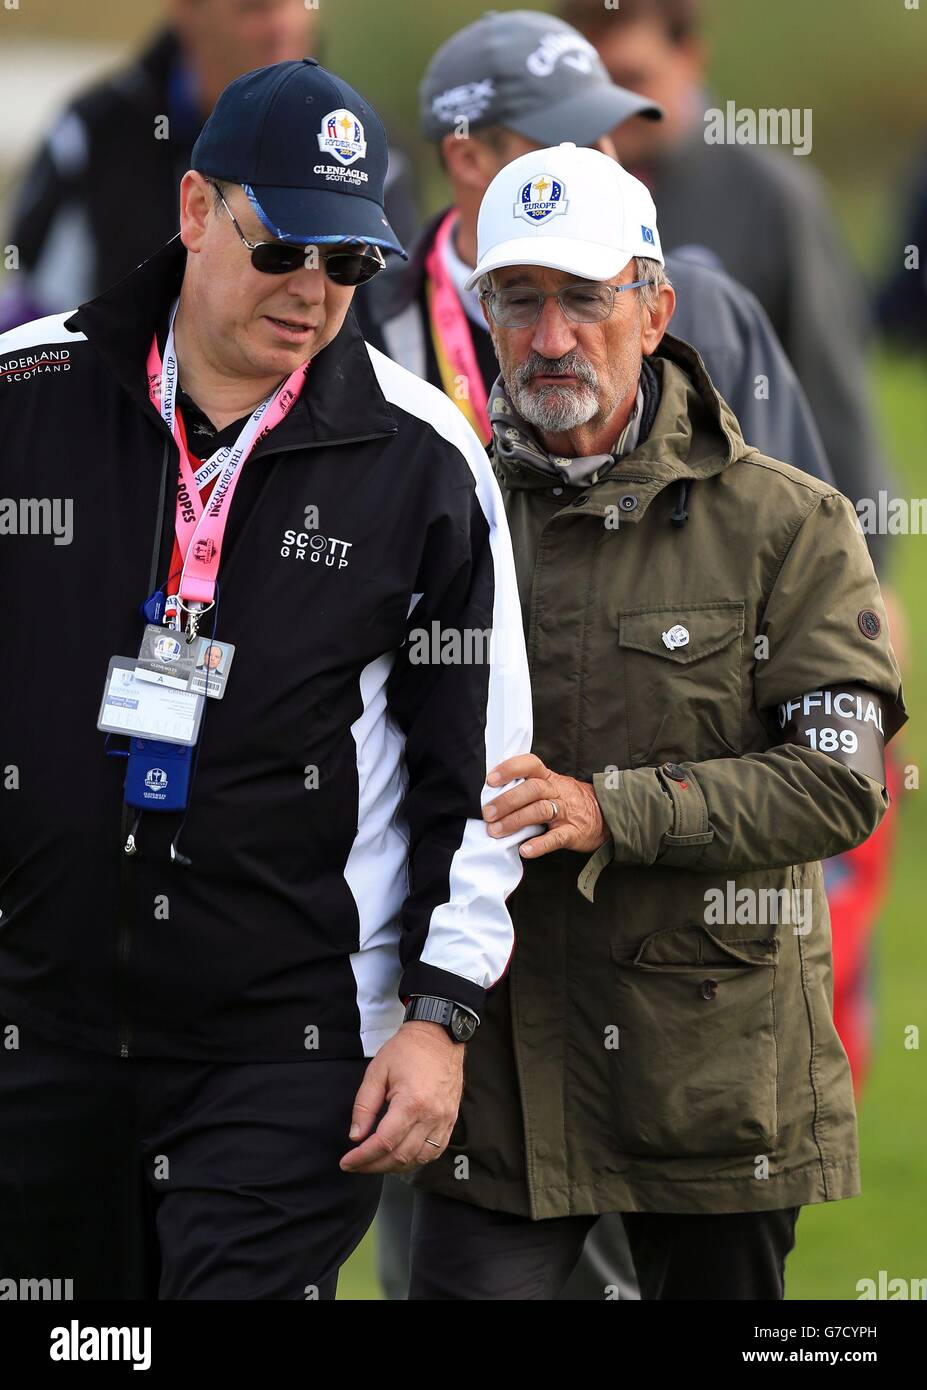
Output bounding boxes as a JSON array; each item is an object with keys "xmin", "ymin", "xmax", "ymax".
[{"xmin": 773, "ymin": 686, "xmax": 887, "ymax": 785}]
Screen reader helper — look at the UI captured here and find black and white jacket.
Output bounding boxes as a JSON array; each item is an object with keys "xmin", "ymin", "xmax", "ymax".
[{"xmin": 0, "ymin": 237, "xmax": 531, "ymax": 1061}]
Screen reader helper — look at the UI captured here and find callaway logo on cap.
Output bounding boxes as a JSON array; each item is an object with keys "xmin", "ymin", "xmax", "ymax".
[
  {"xmin": 464, "ymin": 143, "xmax": 665, "ymax": 291},
  {"xmin": 191, "ymin": 58, "xmax": 406, "ymax": 257}
]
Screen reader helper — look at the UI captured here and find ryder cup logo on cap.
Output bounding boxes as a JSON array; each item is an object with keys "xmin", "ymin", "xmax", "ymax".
[
  {"xmin": 318, "ymin": 109, "xmax": 367, "ymax": 166},
  {"xmin": 515, "ymin": 174, "xmax": 568, "ymax": 225},
  {"xmin": 464, "ymin": 143, "xmax": 664, "ymax": 292},
  {"xmin": 190, "ymin": 59, "xmax": 407, "ymax": 258}
]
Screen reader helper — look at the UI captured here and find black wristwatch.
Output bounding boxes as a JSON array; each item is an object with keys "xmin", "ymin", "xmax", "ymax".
[{"xmin": 403, "ymin": 995, "xmax": 479, "ymax": 1043}]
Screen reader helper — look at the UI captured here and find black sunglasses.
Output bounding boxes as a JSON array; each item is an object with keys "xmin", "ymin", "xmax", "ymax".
[{"xmin": 210, "ymin": 184, "xmax": 386, "ymax": 284}]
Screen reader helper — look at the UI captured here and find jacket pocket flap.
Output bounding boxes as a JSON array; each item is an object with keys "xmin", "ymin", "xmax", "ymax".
[
  {"xmin": 618, "ymin": 602, "xmax": 745, "ymax": 664},
  {"xmin": 612, "ymin": 924, "xmax": 778, "ymax": 969}
]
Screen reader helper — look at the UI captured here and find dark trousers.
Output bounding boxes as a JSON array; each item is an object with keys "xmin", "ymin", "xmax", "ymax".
[
  {"xmin": 409, "ymin": 1190, "xmax": 800, "ymax": 1300},
  {"xmin": 377, "ymin": 1175, "xmax": 641, "ymax": 1299},
  {"xmin": 0, "ymin": 1021, "xmax": 381, "ymax": 1300}
]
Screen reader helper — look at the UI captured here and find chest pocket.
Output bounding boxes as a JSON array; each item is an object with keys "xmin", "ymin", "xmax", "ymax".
[{"xmin": 617, "ymin": 601, "xmax": 745, "ymax": 765}]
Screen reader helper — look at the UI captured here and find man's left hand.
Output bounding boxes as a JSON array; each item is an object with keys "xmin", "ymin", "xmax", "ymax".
[
  {"xmin": 484, "ymin": 753, "xmax": 611, "ymax": 858},
  {"xmin": 339, "ymin": 1022, "xmax": 463, "ymax": 1174}
]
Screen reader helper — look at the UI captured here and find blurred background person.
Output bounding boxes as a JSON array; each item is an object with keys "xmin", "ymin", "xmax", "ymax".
[
  {"xmin": 558, "ymin": 0, "xmax": 895, "ymax": 575},
  {"xmin": 877, "ymin": 140, "xmax": 927, "ymax": 352},
  {"xmin": 0, "ymin": 0, "xmax": 418, "ymax": 331},
  {"xmin": 367, "ymin": 10, "xmax": 832, "ymax": 483}
]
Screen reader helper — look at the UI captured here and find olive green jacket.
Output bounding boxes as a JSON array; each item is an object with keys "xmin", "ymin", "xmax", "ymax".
[{"xmin": 410, "ymin": 334, "xmax": 906, "ymax": 1219}]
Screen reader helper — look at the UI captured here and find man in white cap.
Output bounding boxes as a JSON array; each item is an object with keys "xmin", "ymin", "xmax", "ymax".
[{"xmin": 404, "ymin": 143, "xmax": 905, "ymax": 1299}]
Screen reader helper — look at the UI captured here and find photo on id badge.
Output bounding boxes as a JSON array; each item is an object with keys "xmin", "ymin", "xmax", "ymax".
[{"xmin": 190, "ymin": 637, "xmax": 234, "ymax": 698}]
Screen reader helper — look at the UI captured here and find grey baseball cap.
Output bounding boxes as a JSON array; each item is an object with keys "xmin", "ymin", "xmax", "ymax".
[{"xmin": 420, "ymin": 9, "xmax": 662, "ymax": 145}]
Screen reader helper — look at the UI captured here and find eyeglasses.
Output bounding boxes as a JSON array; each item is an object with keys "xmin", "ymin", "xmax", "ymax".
[
  {"xmin": 210, "ymin": 185, "xmax": 387, "ymax": 284},
  {"xmin": 480, "ymin": 280, "xmax": 650, "ymax": 328}
]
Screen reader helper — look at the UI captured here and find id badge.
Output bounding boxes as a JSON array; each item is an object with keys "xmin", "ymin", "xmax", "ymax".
[
  {"xmin": 98, "ymin": 657, "xmax": 204, "ymax": 746},
  {"xmin": 136, "ymin": 623, "xmax": 197, "ymax": 685},
  {"xmin": 188, "ymin": 636, "xmax": 235, "ymax": 700},
  {"xmin": 124, "ymin": 738, "xmax": 193, "ymax": 811},
  {"xmin": 135, "ymin": 625, "xmax": 235, "ymax": 700}
]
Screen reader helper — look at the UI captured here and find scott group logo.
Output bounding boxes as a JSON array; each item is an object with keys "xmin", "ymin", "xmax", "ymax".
[
  {"xmin": 514, "ymin": 174, "xmax": 568, "ymax": 225},
  {"xmin": 318, "ymin": 110, "xmax": 367, "ymax": 166},
  {"xmin": 280, "ymin": 528, "xmax": 353, "ymax": 569}
]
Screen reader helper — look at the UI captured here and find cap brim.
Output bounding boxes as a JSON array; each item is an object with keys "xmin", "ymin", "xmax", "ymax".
[
  {"xmin": 247, "ymin": 183, "xmax": 408, "ymax": 259},
  {"xmin": 464, "ymin": 237, "xmax": 636, "ymax": 292},
  {"xmin": 504, "ymin": 86, "xmax": 662, "ymax": 148}
]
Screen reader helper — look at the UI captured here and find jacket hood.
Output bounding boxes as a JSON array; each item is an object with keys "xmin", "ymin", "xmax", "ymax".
[
  {"xmin": 67, "ymin": 234, "xmax": 398, "ymax": 456},
  {"xmin": 491, "ymin": 330, "xmax": 750, "ymax": 499}
]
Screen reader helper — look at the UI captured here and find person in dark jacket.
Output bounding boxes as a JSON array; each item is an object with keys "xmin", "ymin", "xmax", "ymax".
[
  {"xmin": 0, "ymin": 60, "xmax": 532, "ymax": 1301},
  {"xmin": 0, "ymin": 2, "xmax": 419, "ymax": 332},
  {"xmin": 877, "ymin": 140, "xmax": 927, "ymax": 351}
]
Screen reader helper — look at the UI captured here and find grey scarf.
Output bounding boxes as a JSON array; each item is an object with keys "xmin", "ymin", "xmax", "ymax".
[{"xmin": 488, "ymin": 372, "xmax": 644, "ymax": 487}]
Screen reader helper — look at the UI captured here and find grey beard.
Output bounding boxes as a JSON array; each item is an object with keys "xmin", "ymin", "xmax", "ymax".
[{"xmin": 509, "ymin": 353, "xmax": 599, "ymax": 434}]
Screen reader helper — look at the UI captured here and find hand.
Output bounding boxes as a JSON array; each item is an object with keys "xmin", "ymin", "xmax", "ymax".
[
  {"xmin": 484, "ymin": 753, "xmax": 611, "ymax": 859},
  {"xmin": 339, "ymin": 1022, "xmax": 464, "ymax": 1174}
]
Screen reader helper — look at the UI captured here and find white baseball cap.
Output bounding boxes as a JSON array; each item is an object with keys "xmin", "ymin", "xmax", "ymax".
[{"xmin": 464, "ymin": 142, "xmax": 664, "ymax": 292}]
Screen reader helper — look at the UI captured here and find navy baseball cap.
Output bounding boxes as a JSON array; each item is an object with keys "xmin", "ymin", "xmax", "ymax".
[{"xmin": 191, "ymin": 58, "xmax": 407, "ymax": 259}]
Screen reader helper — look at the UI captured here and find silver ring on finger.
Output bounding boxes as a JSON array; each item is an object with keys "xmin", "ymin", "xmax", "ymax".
[{"xmin": 548, "ymin": 800, "xmax": 558, "ymax": 822}]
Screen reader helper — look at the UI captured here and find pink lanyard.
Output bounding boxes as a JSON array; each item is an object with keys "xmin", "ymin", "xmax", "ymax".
[
  {"xmin": 424, "ymin": 210, "xmax": 491, "ymax": 444},
  {"xmin": 146, "ymin": 300, "xmax": 308, "ymax": 611}
]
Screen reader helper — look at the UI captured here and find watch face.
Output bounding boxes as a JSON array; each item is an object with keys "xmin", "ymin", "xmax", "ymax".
[{"xmin": 451, "ymin": 1008, "xmax": 477, "ymax": 1042}]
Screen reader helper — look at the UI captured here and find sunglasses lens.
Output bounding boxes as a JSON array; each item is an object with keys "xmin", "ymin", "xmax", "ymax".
[
  {"xmin": 324, "ymin": 252, "xmax": 383, "ymax": 286},
  {"xmin": 251, "ymin": 244, "xmax": 306, "ymax": 275}
]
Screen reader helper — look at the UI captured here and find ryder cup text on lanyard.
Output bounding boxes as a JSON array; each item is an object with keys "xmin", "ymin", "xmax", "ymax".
[{"xmin": 146, "ymin": 299, "xmax": 307, "ymax": 633}]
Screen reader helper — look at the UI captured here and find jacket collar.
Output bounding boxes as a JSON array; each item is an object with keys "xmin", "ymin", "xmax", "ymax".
[
  {"xmin": 67, "ymin": 235, "xmax": 399, "ymax": 456},
  {"xmin": 492, "ymin": 330, "xmax": 748, "ymax": 517}
]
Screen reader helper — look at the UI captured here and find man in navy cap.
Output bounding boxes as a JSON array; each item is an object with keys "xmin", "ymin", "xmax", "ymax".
[{"xmin": 0, "ymin": 60, "xmax": 532, "ymax": 1300}]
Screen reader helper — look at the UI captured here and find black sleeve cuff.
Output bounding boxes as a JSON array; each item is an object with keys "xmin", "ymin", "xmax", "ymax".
[{"xmin": 399, "ymin": 960, "xmax": 486, "ymax": 1015}]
